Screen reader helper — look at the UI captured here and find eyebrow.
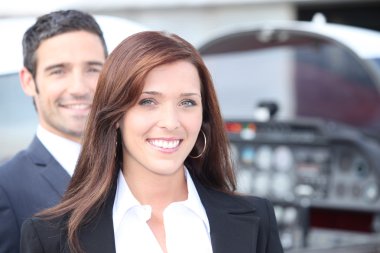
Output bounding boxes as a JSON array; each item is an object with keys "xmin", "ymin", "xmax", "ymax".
[
  {"xmin": 142, "ymin": 91, "xmax": 201, "ymax": 97},
  {"xmin": 44, "ymin": 63, "xmax": 65, "ymax": 73},
  {"xmin": 44, "ymin": 61, "xmax": 104, "ymax": 72},
  {"xmin": 87, "ymin": 61, "xmax": 104, "ymax": 67}
]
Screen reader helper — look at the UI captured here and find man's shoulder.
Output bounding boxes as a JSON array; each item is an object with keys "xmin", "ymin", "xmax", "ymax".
[
  {"xmin": 0, "ymin": 149, "xmax": 31, "ymax": 175},
  {"xmin": 0, "ymin": 137, "xmax": 46, "ymax": 180}
]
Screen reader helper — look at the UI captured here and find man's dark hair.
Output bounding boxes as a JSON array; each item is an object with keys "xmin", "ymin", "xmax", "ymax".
[{"xmin": 22, "ymin": 9, "xmax": 108, "ymax": 77}]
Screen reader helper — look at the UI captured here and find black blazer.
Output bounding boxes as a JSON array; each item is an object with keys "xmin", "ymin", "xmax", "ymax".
[
  {"xmin": 0, "ymin": 137, "xmax": 71, "ymax": 253},
  {"xmin": 20, "ymin": 176, "xmax": 283, "ymax": 253}
]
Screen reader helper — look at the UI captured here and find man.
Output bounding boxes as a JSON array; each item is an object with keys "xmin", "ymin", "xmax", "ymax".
[{"xmin": 0, "ymin": 10, "xmax": 107, "ymax": 253}]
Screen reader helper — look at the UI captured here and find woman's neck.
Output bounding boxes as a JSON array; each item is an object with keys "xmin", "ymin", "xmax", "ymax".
[{"xmin": 122, "ymin": 166, "xmax": 188, "ymax": 211}]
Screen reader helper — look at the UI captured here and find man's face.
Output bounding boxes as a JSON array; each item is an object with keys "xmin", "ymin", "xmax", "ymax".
[{"xmin": 24, "ymin": 31, "xmax": 106, "ymax": 143}]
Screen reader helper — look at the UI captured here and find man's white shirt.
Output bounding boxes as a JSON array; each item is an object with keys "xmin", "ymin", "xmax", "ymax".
[
  {"xmin": 113, "ymin": 168, "xmax": 213, "ymax": 253},
  {"xmin": 36, "ymin": 125, "xmax": 81, "ymax": 176}
]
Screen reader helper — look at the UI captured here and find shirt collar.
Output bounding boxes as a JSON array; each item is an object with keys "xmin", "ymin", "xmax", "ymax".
[
  {"xmin": 36, "ymin": 125, "xmax": 81, "ymax": 176},
  {"xmin": 113, "ymin": 169, "xmax": 142, "ymax": 232},
  {"xmin": 183, "ymin": 168, "xmax": 210, "ymax": 233},
  {"xmin": 113, "ymin": 167, "xmax": 210, "ymax": 233}
]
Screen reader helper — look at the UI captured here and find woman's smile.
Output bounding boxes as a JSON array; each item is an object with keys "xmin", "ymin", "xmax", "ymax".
[{"xmin": 147, "ymin": 138, "xmax": 182, "ymax": 151}]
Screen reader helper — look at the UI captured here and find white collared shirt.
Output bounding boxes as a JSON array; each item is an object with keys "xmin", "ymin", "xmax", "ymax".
[
  {"xmin": 113, "ymin": 168, "xmax": 213, "ymax": 253},
  {"xmin": 36, "ymin": 125, "xmax": 81, "ymax": 176}
]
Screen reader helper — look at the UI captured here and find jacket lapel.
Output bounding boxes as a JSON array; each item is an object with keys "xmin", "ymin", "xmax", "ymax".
[
  {"xmin": 59, "ymin": 175, "xmax": 259, "ymax": 253},
  {"xmin": 193, "ymin": 179, "xmax": 260, "ymax": 253},
  {"xmin": 28, "ymin": 136, "xmax": 71, "ymax": 197},
  {"xmin": 40, "ymin": 164, "xmax": 70, "ymax": 197},
  {"xmin": 74, "ymin": 185, "xmax": 117, "ymax": 253}
]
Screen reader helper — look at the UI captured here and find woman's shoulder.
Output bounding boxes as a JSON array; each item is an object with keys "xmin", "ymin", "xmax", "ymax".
[
  {"xmin": 207, "ymin": 185, "xmax": 272, "ymax": 207},
  {"xmin": 22, "ymin": 215, "xmax": 65, "ymax": 233},
  {"xmin": 239, "ymin": 194, "xmax": 274, "ymax": 209},
  {"xmin": 201, "ymin": 184, "xmax": 275, "ymax": 214},
  {"xmin": 239, "ymin": 194, "xmax": 277, "ymax": 218},
  {"xmin": 230, "ymin": 193, "xmax": 276, "ymax": 217},
  {"xmin": 21, "ymin": 216, "xmax": 67, "ymax": 253}
]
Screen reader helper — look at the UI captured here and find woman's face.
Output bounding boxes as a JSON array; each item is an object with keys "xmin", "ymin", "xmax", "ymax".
[{"xmin": 118, "ymin": 60, "xmax": 203, "ymax": 180}]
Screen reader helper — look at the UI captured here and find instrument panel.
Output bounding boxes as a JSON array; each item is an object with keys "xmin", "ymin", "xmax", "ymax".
[
  {"xmin": 233, "ymin": 142, "xmax": 379, "ymax": 207},
  {"xmin": 225, "ymin": 120, "xmax": 380, "ymax": 251}
]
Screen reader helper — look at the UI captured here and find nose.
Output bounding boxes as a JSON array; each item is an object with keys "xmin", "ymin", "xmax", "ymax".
[
  {"xmin": 68, "ymin": 71, "xmax": 91, "ymax": 97},
  {"xmin": 157, "ymin": 103, "xmax": 181, "ymax": 131}
]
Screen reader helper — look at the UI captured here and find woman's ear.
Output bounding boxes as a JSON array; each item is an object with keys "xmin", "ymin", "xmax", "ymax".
[
  {"xmin": 20, "ymin": 67, "xmax": 38, "ymax": 97},
  {"xmin": 116, "ymin": 122, "xmax": 120, "ymax": 129}
]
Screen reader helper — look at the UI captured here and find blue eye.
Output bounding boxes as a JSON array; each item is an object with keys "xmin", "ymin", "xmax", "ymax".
[
  {"xmin": 138, "ymin": 98, "xmax": 155, "ymax": 106},
  {"xmin": 180, "ymin": 99, "xmax": 197, "ymax": 107}
]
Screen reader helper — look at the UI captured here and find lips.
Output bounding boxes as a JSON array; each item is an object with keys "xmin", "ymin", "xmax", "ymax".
[{"xmin": 148, "ymin": 139, "xmax": 181, "ymax": 149}]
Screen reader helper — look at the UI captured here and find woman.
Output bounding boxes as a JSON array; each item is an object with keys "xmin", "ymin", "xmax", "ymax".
[{"xmin": 20, "ymin": 31, "xmax": 283, "ymax": 253}]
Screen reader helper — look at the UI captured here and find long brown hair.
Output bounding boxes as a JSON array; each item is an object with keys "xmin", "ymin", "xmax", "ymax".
[{"xmin": 40, "ymin": 31, "xmax": 236, "ymax": 252}]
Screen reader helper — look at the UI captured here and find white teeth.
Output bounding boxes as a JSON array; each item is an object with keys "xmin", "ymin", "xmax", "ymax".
[
  {"xmin": 149, "ymin": 139, "xmax": 180, "ymax": 149},
  {"xmin": 64, "ymin": 104, "xmax": 90, "ymax": 109}
]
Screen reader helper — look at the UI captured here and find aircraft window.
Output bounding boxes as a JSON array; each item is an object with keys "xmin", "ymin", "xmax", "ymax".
[{"xmin": 202, "ymin": 33, "xmax": 380, "ymax": 138}]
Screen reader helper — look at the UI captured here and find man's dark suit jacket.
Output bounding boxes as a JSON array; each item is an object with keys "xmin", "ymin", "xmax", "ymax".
[
  {"xmin": 20, "ymin": 174, "xmax": 284, "ymax": 253},
  {"xmin": 0, "ymin": 137, "xmax": 71, "ymax": 253}
]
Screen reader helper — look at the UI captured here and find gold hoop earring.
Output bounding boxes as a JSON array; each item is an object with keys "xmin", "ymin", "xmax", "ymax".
[{"xmin": 189, "ymin": 130, "xmax": 207, "ymax": 159}]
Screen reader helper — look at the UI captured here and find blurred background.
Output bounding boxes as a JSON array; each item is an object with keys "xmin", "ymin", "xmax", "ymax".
[
  {"xmin": 1, "ymin": 0, "xmax": 380, "ymax": 46},
  {"xmin": 1, "ymin": 0, "xmax": 380, "ymax": 252}
]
